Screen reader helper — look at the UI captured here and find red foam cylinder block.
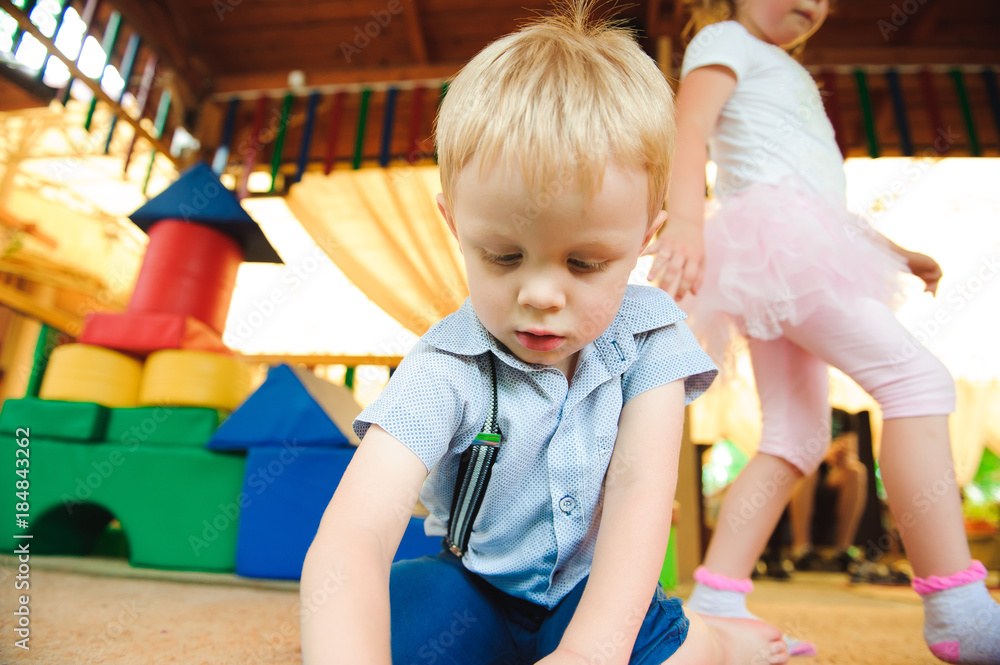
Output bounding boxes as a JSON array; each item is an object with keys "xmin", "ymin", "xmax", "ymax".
[
  {"xmin": 128, "ymin": 220, "xmax": 243, "ymax": 334},
  {"xmin": 80, "ymin": 312, "xmax": 232, "ymax": 356}
]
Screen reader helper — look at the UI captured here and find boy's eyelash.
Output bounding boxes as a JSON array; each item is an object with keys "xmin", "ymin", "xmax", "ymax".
[
  {"xmin": 480, "ymin": 249, "xmax": 521, "ymax": 265},
  {"xmin": 569, "ymin": 259, "xmax": 608, "ymax": 272},
  {"xmin": 478, "ymin": 250, "xmax": 608, "ymax": 272}
]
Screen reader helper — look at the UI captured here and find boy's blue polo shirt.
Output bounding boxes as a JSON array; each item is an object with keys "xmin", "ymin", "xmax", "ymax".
[{"xmin": 354, "ymin": 284, "xmax": 717, "ymax": 608}]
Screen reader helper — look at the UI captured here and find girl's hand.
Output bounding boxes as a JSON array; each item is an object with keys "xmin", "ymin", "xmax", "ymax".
[
  {"xmin": 644, "ymin": 218, "xmax": 705, "ymax": 300},
  {"xmin": 905, "ymin": 250, "xmax": 942, "ymax": 296}
]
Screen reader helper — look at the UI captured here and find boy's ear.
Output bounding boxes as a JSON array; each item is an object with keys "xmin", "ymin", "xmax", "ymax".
[
  {"xmin": 437, "ymin": 194, "xmax": 459, "ymax": 241},
  {"xmin": 642, "ymin": 210, "xmax": 668, "ymax": 251}
]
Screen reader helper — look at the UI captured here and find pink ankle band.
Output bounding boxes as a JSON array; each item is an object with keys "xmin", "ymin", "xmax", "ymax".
[
  {"xmin": 693, "ymin": 566, "xmax": 754, "ymax": 593},
  {"xmin": 912, "ymin": 560, "xmax": 987, "ymax": 595}
]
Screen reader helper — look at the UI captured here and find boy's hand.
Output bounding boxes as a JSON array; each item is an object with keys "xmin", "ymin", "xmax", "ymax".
[
  {"xmin": 644, "ymin": 217, "xmax": 704, "ymax": 300},
  {"xmin": 904, "ymin": 249, "xmax": 942, "ymax": 296}
]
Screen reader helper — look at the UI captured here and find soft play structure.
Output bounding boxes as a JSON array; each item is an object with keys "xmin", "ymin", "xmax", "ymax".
[
  {"xmin": 0, "ymin": 163, "xmax": 275, "ymax": 572},
  {"xmin": 206, "ymin": 363, "xmax": 441, "ymax": 579},
  {"xmin": 0, "ymin": 163, "xmax": 441, "ymax": 577}
]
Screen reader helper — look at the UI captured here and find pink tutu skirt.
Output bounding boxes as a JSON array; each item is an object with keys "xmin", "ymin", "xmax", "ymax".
[{"xmin": 685, "ymin": 177, "xmax": 907, "ymax": 365}]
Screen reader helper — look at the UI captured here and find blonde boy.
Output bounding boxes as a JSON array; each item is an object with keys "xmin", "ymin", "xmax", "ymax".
[{"xmin": 301, "ymin": 3, "xmax": 788, "ymax": 664}]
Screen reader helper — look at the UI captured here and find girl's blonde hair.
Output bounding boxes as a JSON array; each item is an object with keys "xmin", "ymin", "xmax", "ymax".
[
  {"xmin": 435, "ymin": 0, "xmax": 675, "ymax": 225},
  {"xmin": 682, "ymin": 0, "xmax": 737, "ymax": 43},
  {"xmin": 682, "ymin": 0, "xmax": 815, "ymax": 55}
]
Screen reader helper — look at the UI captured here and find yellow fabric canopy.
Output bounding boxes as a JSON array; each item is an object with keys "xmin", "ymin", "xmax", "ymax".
[{"xmin": 285, "ymin": 166, "xmax": 467, "ymax": 336}]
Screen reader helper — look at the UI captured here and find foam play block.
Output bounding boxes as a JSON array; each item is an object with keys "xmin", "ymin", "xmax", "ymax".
[
  {"xmin": 234, "ymin": 446, "xmax": 440, "ymax": 579},
  {"xmin": 80, "ymin": 312, "xmax": 231, "ymax": 356},
  {"xmin": 104, "ymin": 406, "xmax": 223, "ymax": 447},
  {"xmin": 128, "ymin": 220, "xmax": 243, "ymax": 335},
  {"xmin": 397, "ymin": 517, "xmax": 445, "ymax": 563},
  {"xmin": 208, "ymin": 364, "xmax": 360, "ymax": 450},
  {"xmin": 139, "ymin": 350, "xmax": 251, "ymax": 411},
  {"xmin": 0, "ymin": 397, "xmax": 108, "ymax": 441},
  {"xmin": 130, "ymin": 162, "xmax": 282, "ymax": 264},
  {"xmin": 659, "ymin": 525, "xmax": 679, "ymax": 591},
  {"xmin": 39, "ymin": 344, "xmax": 142, "ymax": 407},
  {"xmin": 0, "ymin": 437, "xmax": 246, "ymax": 572}
]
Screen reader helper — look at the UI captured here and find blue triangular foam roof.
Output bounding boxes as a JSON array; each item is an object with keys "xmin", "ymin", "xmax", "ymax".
[
  {"xmin": 208, "ymin": 364, "xmax": 361, "ymax": 450},
  {"xmin": 130, "ymin": 162, "xmax": 282, "ymax": 264}
]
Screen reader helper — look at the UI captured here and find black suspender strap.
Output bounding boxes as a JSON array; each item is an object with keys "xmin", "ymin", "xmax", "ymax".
[{"xmin": 447, "ymin": 354, "xmax": 501, "ymax": 557}]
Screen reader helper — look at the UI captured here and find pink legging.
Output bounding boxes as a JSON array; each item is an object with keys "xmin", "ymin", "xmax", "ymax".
[{"xmin": 750, "ymin": 296, "xmax": 956, "ymax": 474}]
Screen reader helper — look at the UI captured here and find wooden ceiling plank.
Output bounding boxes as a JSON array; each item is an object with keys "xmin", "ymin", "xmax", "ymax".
[
  {"xmin": 646, "ymin": 0, "xmax": 661, "ymax": 38},
  {"xmin": 107, "ymin": 0, "xmax": 205, "ymax": 106},
  {"xmin": 206, "ymin": 1, "xmax": 393, "ymax": 27},
  {"xmin": 802, "ymin": 46, "xmax": 1000, "ymax": 67},
  {"xmin": 404, "ymin": 0, "xmax": 430, "ymax": 64},
  {"xmin": 213, "ymin": 63, "xmax": 464, "ymax": 96}
]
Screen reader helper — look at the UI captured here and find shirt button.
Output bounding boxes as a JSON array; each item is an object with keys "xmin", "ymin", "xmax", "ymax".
[{"xmin": 558, "ymin": 496, "xmax": 576, "ymax": 514}]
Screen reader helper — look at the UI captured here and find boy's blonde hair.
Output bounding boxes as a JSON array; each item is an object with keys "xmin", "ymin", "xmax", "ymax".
[{"xmin": 435, "ymin": 1, "xmax": 675, "ymax": 225}]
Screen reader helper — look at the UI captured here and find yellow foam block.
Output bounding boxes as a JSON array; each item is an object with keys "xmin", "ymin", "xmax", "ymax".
[
  {"xmin": 140, "ymin": 350, "xmax": 251, "ymax": 411},
  {"xmin": 39, "ymin": 344, "xmax": 142, "ymax": 407}
]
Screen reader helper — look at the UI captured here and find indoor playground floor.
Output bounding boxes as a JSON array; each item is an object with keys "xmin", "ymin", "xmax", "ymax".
[{"xmin": 1, "ymin": 554, "xmax": 998, "ymax": 665}]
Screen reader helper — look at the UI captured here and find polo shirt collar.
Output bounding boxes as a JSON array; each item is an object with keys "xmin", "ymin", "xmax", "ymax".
[{"xmin": 422, "ymin": 285, "xmax": 687, "ymax": 377}]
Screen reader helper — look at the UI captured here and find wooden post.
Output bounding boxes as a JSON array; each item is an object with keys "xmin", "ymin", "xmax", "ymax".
[{"xmin": 675, "ymin": 408, "xmax": 703, "ymax": 583}]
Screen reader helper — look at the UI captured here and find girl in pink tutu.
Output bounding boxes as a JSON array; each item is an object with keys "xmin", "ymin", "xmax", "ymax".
[{"xmin": 647, "ymin": 0, "xmax": 1000, "ymax": 662}]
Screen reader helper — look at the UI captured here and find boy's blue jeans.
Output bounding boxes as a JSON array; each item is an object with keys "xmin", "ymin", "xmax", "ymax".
[{"xmin": 390, "ymin": 550, "xmax": 689, "ymax": 665}]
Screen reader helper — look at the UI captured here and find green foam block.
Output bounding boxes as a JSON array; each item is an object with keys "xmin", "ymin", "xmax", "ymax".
[
  {"xmin": 105, "ymin": 406, "xmax": 223, "ymax": 447},
  {"xmin": 0, "ymin": 397, "xmax": 108, "ymax": 441},
  {"xmin": 1, "ymin": 438, "xmax": 246, "ymax": 572}
]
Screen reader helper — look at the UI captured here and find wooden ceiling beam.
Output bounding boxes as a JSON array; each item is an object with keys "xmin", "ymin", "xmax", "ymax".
[
  {"xmin": 107, "ymin": 0, "xmax": 208, "ymax": 107},
  {"xmin": 404, "ymin": 0, "xmax": 430, "ymax": 64},
  {"xmin": 0, "ymin": 0, "xmax": 180, "ymax": 166},
  {"xmin": 237, "ymin": 354, "xmax": 405, "ymax": 368},
  {"xmin": 646, "ymin": 0, "xmax": 661, "ymax": 38},
  {"xmin": 212, "ymin": 63, "xmax": 464, "ymax": 97},
  {"xmin": 802, "ymin": 46, "xmax": 1000, "ymax": 67},
  {"xmin": 889, "ymin": 0, "xmax": 947, "ymax": 46}
]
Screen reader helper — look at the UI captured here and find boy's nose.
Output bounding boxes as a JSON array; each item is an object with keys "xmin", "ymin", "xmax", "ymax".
[{"xmin": 517, "ymin": 274, "xmax": 566, "ymax": 311}]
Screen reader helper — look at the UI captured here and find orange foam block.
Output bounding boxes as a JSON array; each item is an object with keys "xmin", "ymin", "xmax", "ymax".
[{"xmin": 80, "ymin": 312, "xmax": 232, "ymax": 356}]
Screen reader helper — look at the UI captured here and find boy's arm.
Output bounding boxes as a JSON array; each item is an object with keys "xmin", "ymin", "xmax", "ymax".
[
  {"xmin": 300, "ymin": 424, "xmax": 428, "ymax": 665},
  {"xmin": 539, "ymin": 379, "xmax": 686, "ymax": 665},
  {"xmin": 646, "ymin": 64, "xmax": 737, "ymax": 299}
]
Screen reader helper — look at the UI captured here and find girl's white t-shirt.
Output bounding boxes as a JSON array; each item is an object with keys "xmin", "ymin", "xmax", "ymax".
[{"xmin": 681, "ymin": 20, "xmax": 846, "ymax": 201}]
